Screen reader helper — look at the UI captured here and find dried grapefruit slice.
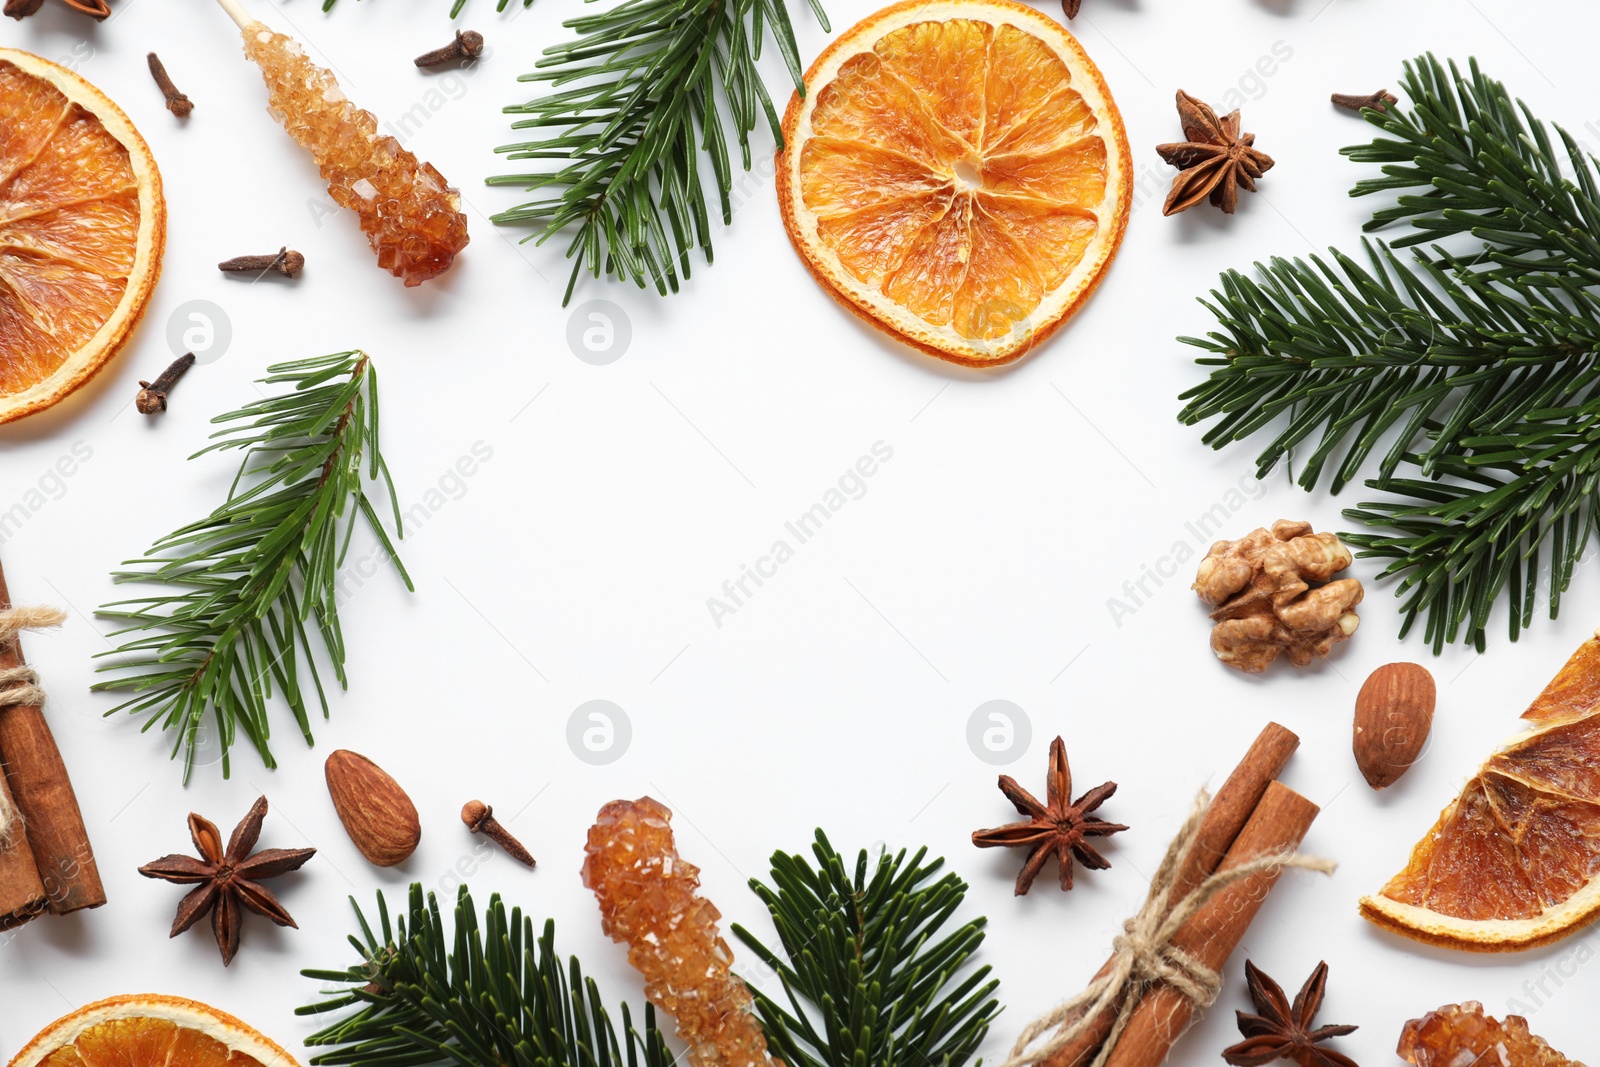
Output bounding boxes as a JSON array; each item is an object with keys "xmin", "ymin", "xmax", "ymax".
[
  {"xmin": 7, "ymin": 995, "xmax": 298, "ymax": 1067},
  {"xmin": 778, "ymin": 0, "xmax": 1129, "ymax": 367},
  {"xmin": 0, "ymin": 49, "xmax": 164, "ymax": 424},
  {"xmin": 1361, "ymin": 631, "xmax": 1600, "ymax": 951}
]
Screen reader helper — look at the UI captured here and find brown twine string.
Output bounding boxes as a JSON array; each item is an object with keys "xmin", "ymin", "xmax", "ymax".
[
  {"xmin": 0, "ymin": 605, "xmax": 65, "ymax": 848},
  {"xmin": 998, "ymin": 790, "xmax": 1337, "ymax": 1067}
]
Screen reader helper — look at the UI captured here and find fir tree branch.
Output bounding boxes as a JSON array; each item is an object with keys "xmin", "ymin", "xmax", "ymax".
[
  {"xmin": 487, "ymin": 0, "xmax": 827, "ymax": 303},
  {"xmin": 1177, "ymin": 54, "xmax": 1600, "ymax": 650},
  {"xmin": 301, "ymin": 884, "xmax": 672, "ymax": 1067},
  {"xmin": 731, "ymin": 831, "xmax": 1001, "ymax": 1067},
  {"xmin": 93, "ymin": 353, "xmax": 410, "ymax": 782}
]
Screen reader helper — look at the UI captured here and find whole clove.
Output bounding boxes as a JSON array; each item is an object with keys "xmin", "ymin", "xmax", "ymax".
[
  {"xmin": 136, "ymin": 353, "xmax": 195, "ymax": 415},
  {"xmin": 1332, "ymin": 89, "xmax": 1399, "ymax": 114},
  {"xmin": 147, "ymin": 53, "xmax": 193, "ymax": 118},
  {"xmin": 414, "ymin": 30, "xmax": 484, "ymax": 68},
  {"xmin": 462, "ymin": 800, "xmax": 536, "ymax": 868},
  {"xmin": 218, "ymin": 246, "xmax": 304, "ymax": 277}
]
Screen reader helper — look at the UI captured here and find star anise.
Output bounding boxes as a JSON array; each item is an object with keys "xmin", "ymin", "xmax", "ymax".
[
  {"xmin": 1222, "ymin": 961, "xmax": 1359, "ymax": 1067},
  {"xmin": 971, "ymin": 736, "xmax": 1127, "ymax": 895},
  {"xmin": 1156, "ymin": 91, "xmax": 1275, "ymax": 216},
  {"xmin": 1062, "ymin": 0, "xmax": 1081, "ymax": 17},
  {"xmin": 139, "ymin": 795, "xmax": 316, "ymax": 966}
]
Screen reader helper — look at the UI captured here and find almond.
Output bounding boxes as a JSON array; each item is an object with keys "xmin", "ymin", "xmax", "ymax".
[
  {"xmin": 1353, "ymin": 662, "xmax": 1435, "ymax": 789},
  {"xmin": 325, "ymin": 750, "xmax": 421, "ymax": 866}
]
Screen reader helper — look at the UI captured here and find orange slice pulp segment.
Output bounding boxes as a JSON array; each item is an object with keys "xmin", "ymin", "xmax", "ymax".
[
  {"xmin": 0, "ymin": 49, "xmax": 164, "ymax": 424},
  {"xmin": 778, "ymin": 0, "xmax": 1129, "ymax": 367},
  {"xmin": 1361, "ymin": 631, "xmax": 1600, "ymax": 951}
]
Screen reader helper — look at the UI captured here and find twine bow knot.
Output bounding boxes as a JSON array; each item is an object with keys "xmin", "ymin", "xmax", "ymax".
[
  {"xmin": 0, "ymin": 605, "xmax": 64, "ymax": 847},
  {"xmin": 998, "ymin": 790, "xmax": 1335, "ymax": 1067}
]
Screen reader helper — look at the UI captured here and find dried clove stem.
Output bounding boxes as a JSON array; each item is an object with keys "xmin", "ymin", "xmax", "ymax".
[
  {"xmin": 1331, "ymin": 89, "xmax": 1399, "ymax": 114},
  {"xmin": 461, "ymin": 800, "xmax": 536, "ymax": 868},
  {"xmin": 218, "ymin": 246, "xmax": 304, "ymax": 277},
  {"xmin": 147, "ymin": 53, "xmax": 193, "ymax": 118},
  {"xmin": 414, "ymin": 30, "xmax": 484, "ymax": 68},
  {"xmin": 136, "ymin": 353, "xmax": 195, "ymax": 415}
]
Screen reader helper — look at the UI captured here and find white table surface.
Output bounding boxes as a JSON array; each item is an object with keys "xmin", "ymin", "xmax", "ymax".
[{"xmin": 2, "ymin": 0, "xmax": 1597, "ymax": 1062}]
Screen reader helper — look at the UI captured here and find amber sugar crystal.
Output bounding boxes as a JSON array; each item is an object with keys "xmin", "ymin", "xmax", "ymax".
[
  {"xmin": 582, "ymin": 797, "xmax": 776, "ymax": 1067},
  {"xmin": 1398, "ymin": 1002, "xmax": 1584, "ymax": 1067},
  {"xmin": 241, "ymin": 26, "xmax": 468, "ymax": 286}
]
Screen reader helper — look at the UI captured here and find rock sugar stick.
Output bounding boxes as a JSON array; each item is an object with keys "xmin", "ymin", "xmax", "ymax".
[
  {"xmin": 582, "ymin": 797, "xmax": 776, "ymax": 1067},
  {"xmin": 211, "ymin": 0, "xmax": 469, "ymax": 285}
]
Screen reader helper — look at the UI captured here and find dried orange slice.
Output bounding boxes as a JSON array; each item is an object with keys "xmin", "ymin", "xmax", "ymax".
[
  {"xmin": 778, "ymin": 0, "xmax": 1129, "ymax": 367},
  {"xmin": 8, "ymin": 995, "xmax": 299, "ymax": 1067},
  {"xmin": 0, "ymin": 49, "xmax": 164, "ymax": 424},
  {"xmin": 1361, "ymin": 631, "xmax": 1600, "ymax": 951}
]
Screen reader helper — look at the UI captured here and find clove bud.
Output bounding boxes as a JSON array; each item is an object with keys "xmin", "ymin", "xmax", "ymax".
[
  {"xmin": 1331, "ymin": 89, "xmax": 1399, "ymax": 114},
  {"xmin": 136, "ymin": 353, "xmax": 195, "ymax": 415},
  {"xmin": 414, "ymin": 30, "xmax": 484, "ymax": 68},
  {"xmin": 218, "ymin": 246, "xmax": 304, "ymax": 277},
  {"xmin": 461, "ymin": 800, "xmax": 536, "ymax": 868},
  {"xmin": 147, "ymin": 53, "xmax": 192, "ymax": 118}
]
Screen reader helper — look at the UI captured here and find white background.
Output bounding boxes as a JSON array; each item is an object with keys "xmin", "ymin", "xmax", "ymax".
[{"xmin": 1, "ymin": 0, "xmax": 1597, "ymax": 1063}]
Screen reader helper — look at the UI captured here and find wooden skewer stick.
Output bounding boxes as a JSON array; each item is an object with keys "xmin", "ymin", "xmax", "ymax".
[{"xmin": 212, "ymin": 0, "xmax": 252, "ymax": 28}]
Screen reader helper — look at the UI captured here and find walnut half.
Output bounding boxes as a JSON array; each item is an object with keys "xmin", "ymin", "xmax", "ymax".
[{"xmin": 1193, "ymin": 519, "xmax": 1363, "ymax": 673}]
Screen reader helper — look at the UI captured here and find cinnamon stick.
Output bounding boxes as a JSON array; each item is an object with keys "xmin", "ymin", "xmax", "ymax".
[
  {"xmin": 1042, "ymin": 722, "xmax": 1300, "ymax": 1067},
  {"xmin": 0, "ymin": 559, "xmax": 104, "ymax": 915},
  {"xmin": 0, "ymin": 766, "xmax": 47, "ymax": 929},
  {"xmin": 1102, "ymin": 781, "xmax": 1321, "ymax": 1067}
]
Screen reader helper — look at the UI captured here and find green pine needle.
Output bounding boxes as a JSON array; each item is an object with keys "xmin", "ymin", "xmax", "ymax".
[
  {"xmin": 93, "ymin": 352, "xmax": 410, "ymax": 782},
  {"xmin": 488, "ymin": 0, "xmax": 827, "ymax": 304},
  {"xmin": 731, "ymin": 831, "xmax": 1001, "ymax": 1067},
  {"xmin": 300, "ymin": 884, "xmax": 672, "ymax": 1067},
  {"xmin": 1177, "ymin": 54, "xmax": 1600, "ymax": 652}
]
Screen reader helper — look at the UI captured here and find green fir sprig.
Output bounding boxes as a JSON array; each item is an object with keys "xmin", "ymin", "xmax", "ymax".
[
  {"xmin": 732, "ymin": 831, "xmax": 1001, "ymax": 1067},
  {"xmin": 487, "ymin": 0, "xmax": 827, "ymax": 303},
  {"xmin": 94, "ymin": 353, "xmax": 409, "ymax": 782},
  {"xmin": 1178, "ymin": 54, "xmax": 1600, "ymax": 652},
  {"xmin": 301, "ymin": 884, "xmax": 672, "ymax": 1067}
]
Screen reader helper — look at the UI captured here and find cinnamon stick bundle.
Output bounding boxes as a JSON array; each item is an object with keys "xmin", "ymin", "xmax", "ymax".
[
  {"xmin": 0, "ymin": 558, "xmax": 104, "ymax": 920},
  {"xmin": 1042, "ymin": 722, "xmax": 1299, "ymax": 1067},
  {"xmin": 1005, "ymin": 722, "xmax": 1327, "ymax": 1067},
  {"xmin": 1103, "ymin": 782, "xmax": 1320, "ymax": 1067}
]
